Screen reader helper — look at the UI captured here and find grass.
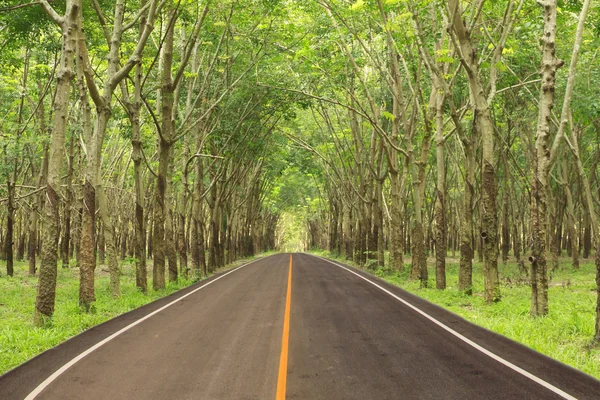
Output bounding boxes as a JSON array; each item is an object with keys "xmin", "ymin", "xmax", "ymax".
[
  {"xmin": 0, "ymin": 252, "xmax": 273, "ymax": 375},
  {"xmin": 310, "ymin": 249, "xmax": 600, "ymax": 381}
]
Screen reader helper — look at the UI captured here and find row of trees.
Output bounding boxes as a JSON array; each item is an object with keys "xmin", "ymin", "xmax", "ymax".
[
  {"xmin": 277, "ymin": 0, "xmax": 600, "ymax": 341},
  {"xmin": 0, "ymin": 0, "xmax": 297, "ymax": 324}
]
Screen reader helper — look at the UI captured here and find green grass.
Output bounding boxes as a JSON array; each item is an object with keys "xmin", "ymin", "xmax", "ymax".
[
  {"xmin": 0, "ymin": 253, "xmax": 272, "ymax": 375},
  {"xmin": 311, "ymin": 249, "xmax": 600, "ymax": 381}
]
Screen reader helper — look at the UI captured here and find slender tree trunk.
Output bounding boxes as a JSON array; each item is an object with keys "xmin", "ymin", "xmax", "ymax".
[
  {"xmin": 147, "ymin": 219, "xmax": 153, "ymax": 260},
  {"xmin": 191, "ymin": 155, "xmax": 206, "ymax": 278},
  {"xmin": 548, "ymin": 189, "xmax": 560, "ymax": 271},
  {"xmin": 459, "ymin": 141, "xmax": 475, "ymax": 294},
  {"xmin": 153, "ymin": 7, "xmax": 176, "ymax": 289},
  {"xmin": 209, "ymin": 202, "xmax": 220, "ymax": 273},
  {"xmin": 562, "ymin": 162, "xmax": 579, "ymax": 269},
  {"xmin": 153, "ymin": 140, "xmax": 169, "ymax": 290},
  {"xmin": 178, "ymin": 91, "xmax": 193, "ymax": 277},
  {"xmin": 120, "ymin": 223, "xmax": 127, "ymax": 260},
  {"xmin": 5, "ymin": 177, "xmax": 14, "ymax": 277},
  {"xmin": 166, "ymin": 146, "xmax": 178, "ymax": 282},
  {"xmin": 344, "ymin": 202, "xmax": 353, "ymax": 261},
  {"xmin": 389, "ymin": 169, "xmax": 404, "ymax": 270},
  {"xmin": 584, "ymin": 213, "xmax": 592, "ymax": 259},
  {"xmin": 434, "ymin": 85, "xmax": 446, "ymax": 290},
  {"xmin": 501, "ymin": 155, "xmax": 510, "ymax": 265},
  {"xmin": 97, "ymin": 184, "xmax": 120, "ymax": 297},
  {"xmin": 98, "ymin": 222, "xmax": 105, "ymax": 264},
  {"xmin": 131, "ymin": 65, "xmax": 147, "ymax": 291},
  {"xmin": 375, "ymin": 180, "xmax": 385, "ymax": 268},
  {"xmin": 79, "ymin": 173, "xmax": 96, "ymax": 310},
  {"xmin": 448, "ymin": 0, "xmax": 500, "ymax": 302},
  {"xmin": 530, "ymin": 0, "xmax": 564, "ymax": 316},
  {"xmin": 408, "ymin": 150, "xmax": 427, "ymax": 286},
  {"xmin": 29, "ymin": 97, "xmax": 49, "ymax": 276},
  {"xmin": 61, "ymin": 133, "xmax": 75, "ymax": 268},
  {"xmin": 28, "ymin": 193, "xmax": 40, "ymax": 275},
  {"xmin": 34, "ymin": 0, "xmax": 80, "ymax": 325}
]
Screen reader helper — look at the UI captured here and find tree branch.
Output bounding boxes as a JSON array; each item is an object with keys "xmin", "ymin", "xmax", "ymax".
[{"xmin": 39, "ymin": 0, "xmax": 64, "ymax": 26}]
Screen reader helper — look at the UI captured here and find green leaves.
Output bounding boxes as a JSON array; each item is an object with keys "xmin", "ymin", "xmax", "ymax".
[
  {"xmin": 381, "ymin": 111, "xmax": 395, "ymax": 122},
  {"xmin": 350, "ymin": 0, "xmax": 366, "ymax": 11}
]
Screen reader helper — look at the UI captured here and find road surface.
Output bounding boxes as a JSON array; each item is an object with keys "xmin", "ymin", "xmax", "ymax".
[{"xmin": 1, "ymin": 253, "xmax": 599, "ymax": 399}]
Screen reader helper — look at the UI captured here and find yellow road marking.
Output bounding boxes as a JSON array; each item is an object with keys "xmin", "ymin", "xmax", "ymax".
[{"xmin": 276, "ymin": 254, "xmax": 293, "ymax": 400}]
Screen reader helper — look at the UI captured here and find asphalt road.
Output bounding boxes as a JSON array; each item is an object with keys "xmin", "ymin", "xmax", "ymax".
[{"xmin": 2, "ymin": 253, "xmax": 600, "ymax": 399}]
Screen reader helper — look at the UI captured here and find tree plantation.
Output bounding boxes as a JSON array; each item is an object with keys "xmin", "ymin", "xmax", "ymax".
[{"xmin": 1, "ymin": 0, "xmax": 600, "ymax": 381}]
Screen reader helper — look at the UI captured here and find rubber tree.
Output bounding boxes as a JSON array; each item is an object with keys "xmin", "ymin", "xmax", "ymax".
[
  {"xmin": 446, "ymin": 0, "xmax": 515, "ymax": 303},
  {"xmin": 34, "ymin": 0, "xmax": 81, "ymax": 326},
  {"xmin": 530, "ymin": 0, "xmax": 590, "ymax": 316},
  {"xmin": 77, "ymin": 0, "xmax": 160, "ymax": 307}
]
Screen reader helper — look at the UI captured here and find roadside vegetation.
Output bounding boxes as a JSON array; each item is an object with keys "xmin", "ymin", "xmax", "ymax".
[{"xmin": 311, "ymin": 249, "xmax": 600, "ymax": 380}]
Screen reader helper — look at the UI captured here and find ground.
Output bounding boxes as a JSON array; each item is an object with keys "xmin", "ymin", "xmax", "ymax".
[{"xmin": 311, "ymin": 250, "xmax": 600, "ymax": 381}]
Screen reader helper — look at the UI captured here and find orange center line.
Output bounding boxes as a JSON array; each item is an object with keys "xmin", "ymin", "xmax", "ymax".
[{"xmin": 276, "ymin": 254, "xmax": 293, "ymax": 400}]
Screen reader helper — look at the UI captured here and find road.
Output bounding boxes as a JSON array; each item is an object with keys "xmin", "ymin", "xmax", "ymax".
[{"xmin": 1, "ymin": 253, "xmax": 600, "ymax": 399}]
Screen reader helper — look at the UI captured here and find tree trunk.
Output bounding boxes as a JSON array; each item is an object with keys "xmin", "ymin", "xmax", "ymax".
[
  {"xmin": 459, "ymin": 139, "xmax": 475, "ymax": 294},
  {"xmin": 152, "ymin": 139, "xmax": 169, "ymax": 290},
  {"xmin": 434, "ymin": 85, "xmax": 446, "ymax": 290},
  {"xmin": 344, "ymin": 202, "xmax": 353, "ymax": 261},
  {"xmin": 408, "ymin": 146, "xmax": 428, "ymax": 287},
  {"xmin": 448, "ymin": 0, "xmax": 500, "ymax": 303},
  {"xmin": 131, "ymin": 51, "xmax": 147, "ymax": 292},
  {"xmin": 153, "ymin": 7, "xmax": 176, "ymax": 289},
  {"xmin": 191, "ymin": 154, "xmax": 206, "ymax": 278},
  {"xmin": 411, "ymin": 223, "xmax": 427, "ymax": 287},
  {"xmin": 97, "ymin": 184, "xmax": 121, "ymax": 297},
  {"xmin": 584, "ymin": 213, "xmax": 592, "ymax": 259},
  {"xmin": 501, "ymin": 161, "xmax": 510, "ymax": 265},
  {"xmin": 562, "ymin": 162, "xmax": 579, "ymax": 269},
  {"xmin": 61, "ymin": 133, "xmax": 75, "ymax": 268},
  {"xmin": 34, "ymin": 0, "xmax": 80, "ymax": 326},
  {"xmin": 389, "ymin": 170, "xmax": 403, "ymax": 270},
  {"xmin": 375, "ymin": 180, "xmax": 385, "ymax": 268},
  {"xmin": 29, "ymin": 139, "xmax": 49, "ymax": 276},
  {"xmin": 530, "ymin": 0, "xmax": 563, "ymax": 316},
  {"xmin": 98, "ymin": 222, "xmax": 105, "ymax": 264},
  {"xmin": 5, "ymin": 178, "xmax": 14, "ymax": 277},
  {"xmin": 79, "ymin": 177, "xmax": 96, "ymax": 310},
  {"xmin": 17, "ymin": 218, "xmax": 25, "ymax": 262},
  {"xmin": 166, "ymin": 147, "xmax": 178, "ymax": 282}
]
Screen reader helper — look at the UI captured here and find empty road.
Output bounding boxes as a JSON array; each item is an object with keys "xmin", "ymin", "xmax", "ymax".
[{"xmin": 1, "ymin": 253, "xmax": 599, "ymax": 399}]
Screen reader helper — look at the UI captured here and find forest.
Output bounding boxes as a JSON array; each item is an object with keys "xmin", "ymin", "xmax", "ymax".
[{"xmin": 1, "ymin": 0, "xmax": 600, "ymax": 381}]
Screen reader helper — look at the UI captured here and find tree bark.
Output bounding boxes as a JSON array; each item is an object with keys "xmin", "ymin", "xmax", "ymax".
[
  {"xmin": 434, "ymin": 82, "xmax": 446, "ymax": 290},
  {"xmin": 153, "ymin": 7, "xmax": 176, "ymax": 289},
  {"xmin": 131, "ymin": 65, "xmax": 147, "ymax": 291},
  {"xmin": 153, "ymin": 139, "xmax": 169, "ymax": 290},
  {"xmin": 584, "ymin": 213, "xmax": 592, "ymax": 259},
  {"xmin": 5, "ymin": 177, "xmax": 14, "ymax": 277},
  {"xmin": 530, "ymin": 0, "xmax": 562, "ymax": 315},
  {"xmin": 448, "ymin": 0, "xmax": 500, "ymax": 302},
  {"xmin": 34, "ymin": 0, "xmax": 80, "ymax": 326},
  {"xmin": 458, "ymin": 128, "xmax": 475, "ymax": 294},
  {"xmin": 61, "ymin": 133, "xmax": 75, "ymax": 268}
]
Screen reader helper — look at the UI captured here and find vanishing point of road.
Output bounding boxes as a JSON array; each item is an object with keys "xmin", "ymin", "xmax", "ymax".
[{"xmin": 2, "ymin": 253, "xmax": 600, "ymax": 399}]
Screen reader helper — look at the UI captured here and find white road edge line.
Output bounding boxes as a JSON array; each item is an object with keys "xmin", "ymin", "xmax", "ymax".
[
  {"xmin": 25, "ymin": 257, "xmax": 265, "ymax": 400},
  {"xmin": 311, "ymin": 254, "xmax": 578, "ymax": 400}
]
